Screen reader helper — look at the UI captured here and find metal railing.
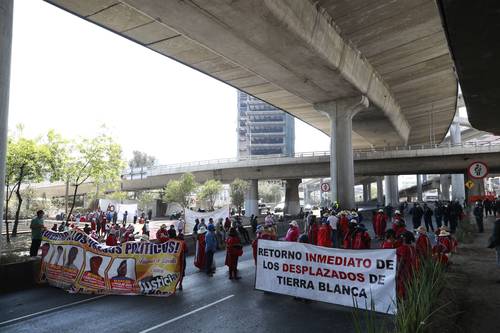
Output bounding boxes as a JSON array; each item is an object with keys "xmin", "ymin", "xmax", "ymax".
[{"xmin": 122, "ymin": 141, "xmax": 500, "ymax": 178}]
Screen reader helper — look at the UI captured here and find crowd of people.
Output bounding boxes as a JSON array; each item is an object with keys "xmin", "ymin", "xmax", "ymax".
[{"xmin": 31, "ymin": 197, "xmax": 500, "ymax": 295}]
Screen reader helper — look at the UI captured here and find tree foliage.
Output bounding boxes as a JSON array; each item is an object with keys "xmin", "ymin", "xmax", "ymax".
[
  {"xmin": 230, "ymin": 178, "xmax": 248, "ymax": 214},
  {"xmin": 198, "ymin": 179, "xmax": 222, "ymax": 211},
  {"xmin": 62, "ymin": 133, "xmax": 124, "ymax": 222},
  {"xmin": 164, "ymin": 173, "xmax": 198, "ymax": 208},
  {"xmin": 259, "ymin": 181, "xmax": 282, "ymax": 203},
  {"xmin": 136, "ymin": 191, "xmax": 157, "ymax": 212},
  {"xmin": 5, "ymin": 126, "xmax": 58, "ymax": 237}
]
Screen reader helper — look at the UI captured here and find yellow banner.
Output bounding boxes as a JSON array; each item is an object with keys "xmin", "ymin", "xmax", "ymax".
[{"xmin": 40, "ymin": 229, "xmax": 184, "ymax": 296}]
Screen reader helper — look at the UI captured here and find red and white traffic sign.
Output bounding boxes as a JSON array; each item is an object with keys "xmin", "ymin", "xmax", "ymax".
[
  {"xmin": 467, "ymin": 161, "xmax": 489, "ymax": 179},
  {"xmin": 320, "ymin": 182, "xmax": 330, "ymax": 192}
]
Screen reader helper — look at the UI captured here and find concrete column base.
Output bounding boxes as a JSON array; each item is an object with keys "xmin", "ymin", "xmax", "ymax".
[
  {"xmin": 314, "ymin": 95, "xmax": 369, "ymax": 209},
  {"xmin": 244, "ymin": 179, "xmax": 259, "ymax": 217},
  {"xmin": 384, "ymin": 176, "xmax": 399, "ymax": 206},
  {"xmin": 284, "ymin": 179, "xmax": 301, "ymax": 215}
]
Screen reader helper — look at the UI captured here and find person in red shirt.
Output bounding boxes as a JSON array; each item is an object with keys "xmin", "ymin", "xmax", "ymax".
[
  {"xmin": 415, "ymin": 226, "xmax": 432, "ymax": 258},
  {"xmin": 396, "ymin": 231, "xmax": 417, "ymax": 298},
  {"xmin": 432, "ymin": 243, "xmax": 449, "ymax": 265},
  {"xmin": 105, "ymin": 229, "xmax": 117, "ymax": 246},
  {"xmin": 307, "ymin": 215, "xmax": 319, "ymax": 245},
  {"xmin": 437, "ymin": 229, "xmax": 453, "ymax": 253},
  {"xmin": 285, "ymin": 220, "xmax": 300, "ymax": 242},
  {"xmin": 392, "ymin": 219, "xmax": 408, "ymax": 238},
  {"xmin": 393, "ymin": 210, "xmax": 403, "ymax": 223},
  {"xmin": 373, "ymin": 209, "xmax": 388, "ymax": 239},
  {"xmin": 156, "ymin": 224, "xmax": 169, "ymax": 243},
  {"xmin": 317, "ymin": 220, "xmax": 332, "ymax": 248},
  {"xmin": 381, "ymin": 229, "xmax": 399, "ymax": 249},
  {"xmin": 352, "ymin": 224, "xmax": 371, "ymax": 249},
  {"xmin": 225, "ymin": 227, "xmax": 243, "ymax": 280},
  {"xmin": 338, "ymin": 212, "xmax": 350, "ymax": 240},
  {"xmin": 194, "ymin": 226, "xmax": 207, "ymax": 270}
]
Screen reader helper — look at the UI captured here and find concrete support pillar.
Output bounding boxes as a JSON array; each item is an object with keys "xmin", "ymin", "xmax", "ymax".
[
  {"xmin": 314, "ymin": 96, "xmax": 369, "ymax": 209},
  {"xmin": 284, "ymin": 179, "xmax": 301, "ymax": 215},
  {"xmin": 362, "ymin": 183, "xmax": 371, "ymax": 203},
  {"xmin": 416, "ymin": 174, "xmax": 423, "ymax": 202},
  {"xmin": 244, "ymin": 179, "xmax": 259, "ymax": 217},
  {"xmin": 376, "ymin": 177, "xmax": 384, "ymax": 206},
  {"xmin": 384, "ymin": 176, "xmax": 399, "ymax": 206},
  {"xmin": 0, "ymin": 1, "xmax": 13, "ymax": 240},
  {"xmin": 303, "ymin": 184, "xmax": 309, "ymax": 206},
  {"xmin": 440, "ymin": 175, "xmax": 451, "ymax": 201},
  {"xmin": 450, "ymin": 117, "xmax": 466, "ymax": 202}
]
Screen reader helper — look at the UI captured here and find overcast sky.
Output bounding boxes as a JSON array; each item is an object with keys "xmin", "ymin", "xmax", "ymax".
[{"xmin": 8, "ymin": 0, "xmax": 330, "ymax": 165}]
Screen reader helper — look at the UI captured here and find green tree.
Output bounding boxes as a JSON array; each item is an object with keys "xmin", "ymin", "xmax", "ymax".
[
  {"xmin": 136, "ymin": 191, "xmax": 157, "ymax": 212},
  {"xmin": 5, "ymin": 127, "xmax": 54, "ymax": 237},
  {"xmin": 230, "ymin": 178, "xmax": 248, "ymax": 215},
  {"xmin": 164, "ymin": 173, "xmax": 198, "ymax": 208},
  {"xmin": 128, "ymin": 150, "xmax": 156, "ymax": 179},
  {"xmin": 259, "ymin": 182, "xmax": 282, "ymax": 204},
  {"xmin": 62, "ymin": 133, "xmax": 124, "ymax": 222},
  {"xmin": 199, "ymin": 179, "xmax": 222, "ymax": 211}
]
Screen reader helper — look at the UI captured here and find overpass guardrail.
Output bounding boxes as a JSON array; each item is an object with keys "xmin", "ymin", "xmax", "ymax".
[{"xmin": 123, "ymin": 141, "xmax": 500, "ymax": 178}]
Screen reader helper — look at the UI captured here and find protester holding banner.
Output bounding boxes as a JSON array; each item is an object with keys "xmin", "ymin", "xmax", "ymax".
[
  {"xmin": 352, "ymin": 224, "xmax": 371, "ymax": 249},
  {"xmin": 194, "ymin": 226, "xmax": 207, "ymax": 271},
  {"xmin": 285, "ymin": 221, "xmax": 300, "ymax": 242},
  {"xmin": 317, "ymin": 219, "xmax": 332, "ymax": 247},
  {"xmin": 225, "ymin": 227, "xmax": 243, "ymax": 280},
  {"xmin": 381, "ymin": 229, "xmax": 399, "ymax": 249},
  {"xmin": 156, "ymin": 224, "xmax": 169, "ymax": 243},
  {"xmin": 177, "ymin": 233, "xmax": 188, "ymax": 290}
]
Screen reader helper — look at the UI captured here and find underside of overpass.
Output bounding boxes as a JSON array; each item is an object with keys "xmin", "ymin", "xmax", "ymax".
[
  {"xmin": 437, "ymin": 0, "xmax": 500, "ymax": 136},
  {"xmin": 46, "ymin": 0, "xmax": 457, "ymax": 148}
]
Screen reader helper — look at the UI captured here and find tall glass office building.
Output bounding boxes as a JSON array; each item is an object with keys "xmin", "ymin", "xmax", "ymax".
[{"xmin": 237, "ymin": 91, "xmax": 295, "ymax": 159}]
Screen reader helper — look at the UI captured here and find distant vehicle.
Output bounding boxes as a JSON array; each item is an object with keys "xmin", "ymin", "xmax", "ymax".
[{"xmin": 274, "ymin": 202, "xmax": 285, "ymax": 214}]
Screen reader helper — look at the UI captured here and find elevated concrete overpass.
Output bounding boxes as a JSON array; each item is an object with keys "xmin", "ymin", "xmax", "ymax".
[
  {"xmin": 32, "ymin": 142, "xmax": 500, "ymax": 198},
  {"xmin": 44, "ymin": 0, "xmax": 458, "ymax": 208}
]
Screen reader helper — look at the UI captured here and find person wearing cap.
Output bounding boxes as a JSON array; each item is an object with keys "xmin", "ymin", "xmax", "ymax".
[
  {"xmin": 156, "ymin": 224, "xmax": 169, "ymax": 243},
  {"xmin": 225, "ymin": 227, "xmax": 243, "ymax": 280},
  {"xmin": 307, "ymin": 215, "xmax": 319, "ymax": 246},
  {"xmin": 396, "ymin": 231, "xmax": 417, "ymax": 298},
  {"xmin": 373, "ymin": 209, "xmax": 388, "ymax": 240},
  {"xmin": 317, "ymin": 219, "xmax": 332, "ymax": 248},
  {"xmin": 285, "ymin": 221, "xmax": 300, "ymax": 242},
  {"xmin": 352, "ymin": 224, "xmax": 371, "ymax": 249},
  {"xmin": 437, "ymin": 229, "xmax": 452, "ymax": 253},
  {"xmin": 194, "ymin": 226, "xmax": 207, "ymax": 270},
  {"xmin": 205, "ymin": 224, "xmax": 217, "ymax": 277},
  {"xmin": 415, "ymin": 226, "xmax": 432, "ymax": 258}
]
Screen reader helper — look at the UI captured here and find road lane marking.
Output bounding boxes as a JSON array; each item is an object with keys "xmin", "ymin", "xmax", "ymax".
[
  {"xmin": 0, "ymin": 295, "xmax": 107, "ymax": 326},
  {"xmin": 138, "ymin": 294, "xmax": 235, "ymax": 333}
]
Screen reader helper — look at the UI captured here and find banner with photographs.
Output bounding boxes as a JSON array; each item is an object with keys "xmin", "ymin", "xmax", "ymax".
[{"xmin": 40, "ymin": 229, "xmax": 184, "ymax": 296}]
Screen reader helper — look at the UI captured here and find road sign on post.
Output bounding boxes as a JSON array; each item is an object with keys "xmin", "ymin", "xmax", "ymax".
[
  {"xmin": 467, "ymin": 161, "xmax": 488, "ymax": 179},
  {"xmin": 465, "ymin": 180, "xmax": 474, "ymax": 190},
  {"xmin": 320, "ymin": 182, "xmax": 330, "ymax": 192}
]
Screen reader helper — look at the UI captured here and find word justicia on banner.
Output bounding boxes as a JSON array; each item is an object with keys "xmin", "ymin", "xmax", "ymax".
[
  {"xmin": 39, "ymin": 229, "xmax": 184, "ymax": 296},
  {"xmin": 255, "ymin": 239, "xmax": 397, "ymax": 314}
]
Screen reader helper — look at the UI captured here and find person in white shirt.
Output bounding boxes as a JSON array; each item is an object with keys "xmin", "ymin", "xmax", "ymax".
[
  {"xmin": 177, "ymin": 218, "xmax": 185, "ymax": 234},
  {"xmin": 327, "ymin": 213, "xmax": 339, "ymax": 247}
]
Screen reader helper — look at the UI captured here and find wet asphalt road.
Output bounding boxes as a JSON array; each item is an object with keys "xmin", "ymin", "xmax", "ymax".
[{"xmin": 0, "ymin": 245, "xmax": 358, "ymax": 333}]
